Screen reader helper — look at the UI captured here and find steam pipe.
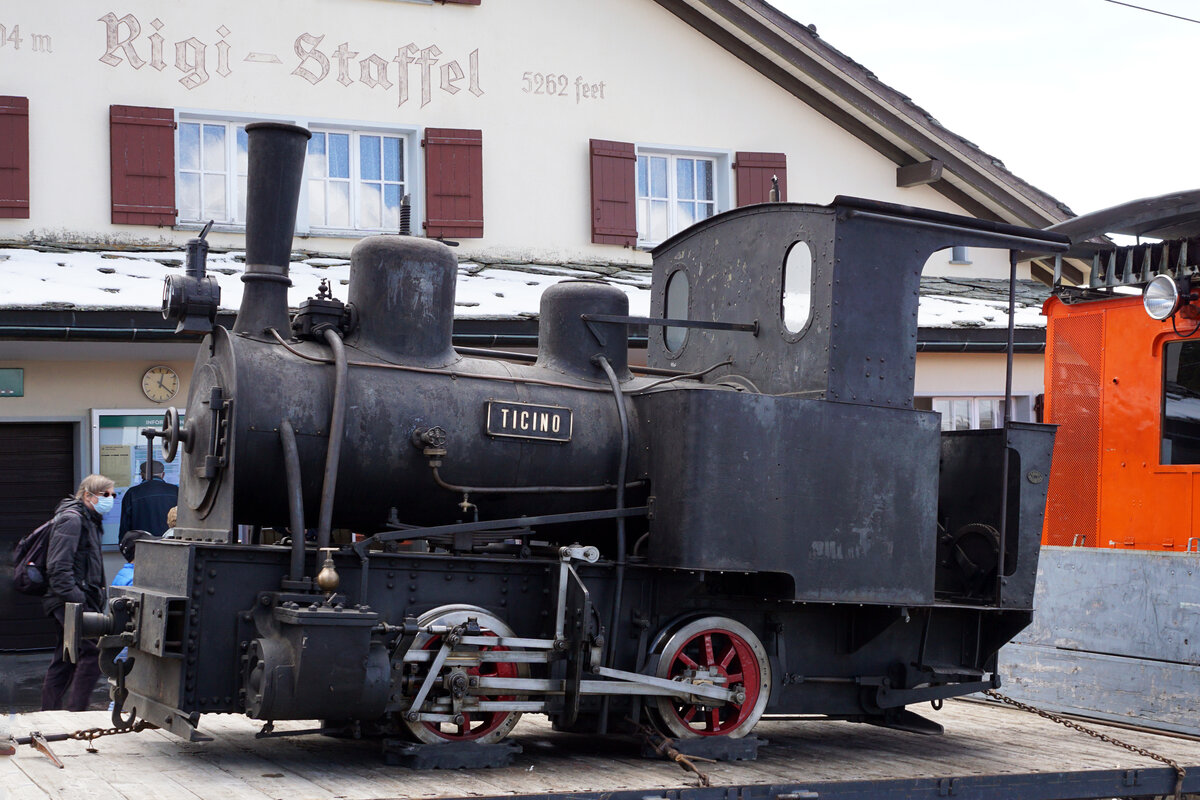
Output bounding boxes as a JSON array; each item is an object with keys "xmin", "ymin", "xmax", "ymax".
[
  {"xmin": 996, "ymin": 249, "xmax": 1017, "ymax": 606},
  {"xmin": 278, "ymin": 419, "xmax": 307, "ymax": 584},
  {"xmin": 233, "ymin": 122, "xmax": 311, "ymax": 336},
  {"xmin": 430, "ymin": 465, "xmax": 641, "ymax": 494},
  {"xmin": 316, "ymin": 328, "xmax": 348, "ymax": 553},
  {"xmin": 595, "ymin": 354, "xmax": 629, "ymax": 736}
]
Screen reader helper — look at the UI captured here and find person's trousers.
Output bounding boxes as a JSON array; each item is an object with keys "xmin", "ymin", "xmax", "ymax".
[{"xmin": 41, "ymin": 605, "xmax": 102, "ymax": 711}]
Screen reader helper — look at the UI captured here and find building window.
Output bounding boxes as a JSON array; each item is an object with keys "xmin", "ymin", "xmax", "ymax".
[
  {"xmin": 176, "ymin": 117, "xmax": 414, "ymax": 234},
  {"xmin": 923, "ymin": 396, "xmax": 1038, "ymax": 430},
  {"xmin": 929, "ymin": 397, "xmax": 1007, "ymax": 431},
  {"xmin": 307, "ymin": 130, "xmax": 407, "ymax": 232},
  {"xmin": 177, "ymin": 120, "xmax": 248, "ymax": 225},
  {"xmin": 636, "ymin": 150, "xmax": 719, "ymax": 245}
]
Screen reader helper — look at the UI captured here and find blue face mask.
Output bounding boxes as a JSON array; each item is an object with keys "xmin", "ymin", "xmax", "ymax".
[{"xmin": 93, "ymin": 494, "xmax": 114, "ymax": 515}]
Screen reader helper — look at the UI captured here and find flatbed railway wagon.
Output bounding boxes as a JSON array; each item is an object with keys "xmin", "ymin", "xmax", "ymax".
[{"xmin": 4, "ymin": 703, "xmax": 1200, "ymax": 800}]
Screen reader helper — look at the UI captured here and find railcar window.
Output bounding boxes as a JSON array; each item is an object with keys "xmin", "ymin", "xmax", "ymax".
[
  {"xmin": 782, "ymin": 241, "xmax": 813, "ymax": 334},
  {"xmin": 664, "ymin": 269, "xmax": 690, "ymax": 352},
  {"xmin": 1161, "ymin": 340, "xmax": 1200, "ymax": 464}
]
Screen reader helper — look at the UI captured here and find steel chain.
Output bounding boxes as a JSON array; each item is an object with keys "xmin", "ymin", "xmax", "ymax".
[
  {"xmin": 984, "ymin": 689, "xmax": 1187, "ymax": 799},
  {"xmin": 66, "ymin": 720, "xmax": 154, "ymax": 752},
  {"xmin": 632, "ymin": 720, "xmax": 713, "ymax": 787}
]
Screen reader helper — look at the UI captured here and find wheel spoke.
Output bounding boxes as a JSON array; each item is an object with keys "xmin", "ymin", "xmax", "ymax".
[
  {"xmin": 682, "ymin": 705, "xmax": 698, "ymax": 723},
  {"xmin": 708, "ymin": 708, "xmax": 720, "ymax": 731},
  {"xmin": 719, "ymin": 644, "xmax": 737, "ymax": 670},
  {"xmin": 726, "ymin": 671, "xmax": 743, "ymax": 685},
  {"xmin": 703, "ymin": 634, "xmax": 716, "ymax": 667},
  {"xmin": 676, "ymin": 651, "xmax": 700, "ymax": 670}
]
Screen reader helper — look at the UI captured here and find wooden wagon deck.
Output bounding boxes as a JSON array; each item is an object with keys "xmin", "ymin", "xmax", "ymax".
[{"xmin": 4, "ymin": 699, "xmax": 1200, "ymax": 800}]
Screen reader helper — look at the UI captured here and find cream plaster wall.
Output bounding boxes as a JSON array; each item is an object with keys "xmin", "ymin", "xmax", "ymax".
[
  {"xmin": 0, "ymin": 357, "xmax": 194, "ymax": 435},
  {"xmin": 0, "ymin": 0, "xmax": 1019, "ymax": 277},
  {"xmin": 914, "ymin": 353, "xmax": 1044, "ymax": 398}
]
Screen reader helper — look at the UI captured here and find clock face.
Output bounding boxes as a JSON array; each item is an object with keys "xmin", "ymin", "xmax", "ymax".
[{"xmin": 142, "ymin": 366, "xmax": 180, "ymax": 403}]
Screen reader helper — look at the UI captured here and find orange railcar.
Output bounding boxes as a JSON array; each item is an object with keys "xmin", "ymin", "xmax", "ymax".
[{"xmin": 1044, "ymin": 292, "xmax": 1200, "ymax": 552}]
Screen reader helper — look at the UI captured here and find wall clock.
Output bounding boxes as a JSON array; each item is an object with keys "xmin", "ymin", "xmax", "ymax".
[{"xmin": 142, "ymin": 365, "xmax": 180, "ymax": 403}]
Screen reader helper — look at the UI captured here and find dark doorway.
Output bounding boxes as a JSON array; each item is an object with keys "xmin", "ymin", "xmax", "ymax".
[{"xmin": 0, "ymin": 422, "xmax": 75, "ymax": 651}]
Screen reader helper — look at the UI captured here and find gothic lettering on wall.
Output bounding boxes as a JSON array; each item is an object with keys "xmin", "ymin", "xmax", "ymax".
[
  {"xmin": 97, "ymin": 12, "xmax": 484, "ymax": 106},
  {"xmin": 521, "ymin": 72, "xmax": 607, "ymax": 103},
  {"xmin": 0, "ymin": 23, "xmax": 54, "ymax": 54}
]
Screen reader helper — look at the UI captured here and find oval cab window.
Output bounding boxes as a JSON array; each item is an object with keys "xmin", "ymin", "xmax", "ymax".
[
  {"xmin": 664, "ymin": 269, "xmax": 690, "ymax": 352},
  {"xmin": 782, "ymin": 241, "xmax": 813, "ymax": 334}
]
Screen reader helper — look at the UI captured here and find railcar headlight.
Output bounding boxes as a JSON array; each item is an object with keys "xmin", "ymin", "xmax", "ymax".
[{"xmin": 1144, "ymin": 274, "xmax": 1182, "ymax": 321}]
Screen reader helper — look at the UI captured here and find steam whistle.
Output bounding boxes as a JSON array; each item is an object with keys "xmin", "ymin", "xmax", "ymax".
[
  {"xmin": 316, "ymin": 548, "xmax": 340, "ymax": 595},
  {"xmin": 163, "ymin": 220, "xmax": 222, "ymax": 335}
]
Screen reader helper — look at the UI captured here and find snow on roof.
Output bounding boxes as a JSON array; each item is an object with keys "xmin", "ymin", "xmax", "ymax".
[
  {"xmin": 0, "ymin": 248, "xmax": 1049, "ymax": 329},
  {"xmin": 0, "ymin": 247, "xmax": 652, "ymax": 319},
  {"xmin": 917, "ymin": 277, "xmax": 1050, "ymax": 329}
]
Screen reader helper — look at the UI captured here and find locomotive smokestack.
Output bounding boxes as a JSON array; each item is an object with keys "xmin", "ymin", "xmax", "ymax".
[{"xmin": 233, "ymin": 122, "xmax": 312, "ymax": 336}]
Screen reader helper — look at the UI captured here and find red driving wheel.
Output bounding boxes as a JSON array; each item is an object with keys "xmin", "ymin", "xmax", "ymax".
[
  {"xmin": 651, "ymin": 616, "xmax": 771, "ymax": 738},
  {"xmin": 417, "ymin": 635, "xmax": 521, "ymax": 741},
  {"xmin": 401, "ymin": 605, "xmax": 528, "ymax": 744}
]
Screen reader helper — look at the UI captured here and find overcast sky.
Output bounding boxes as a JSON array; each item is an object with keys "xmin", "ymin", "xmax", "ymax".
[{"xmin": 768, "ymin": 0, "xmax": 1197, "ymax": 217}]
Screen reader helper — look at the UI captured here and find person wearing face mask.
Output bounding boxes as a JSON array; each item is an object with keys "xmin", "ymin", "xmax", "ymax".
[{"xmin": 40, "ymin": 474, "xmax": 113, "ymax": 711}]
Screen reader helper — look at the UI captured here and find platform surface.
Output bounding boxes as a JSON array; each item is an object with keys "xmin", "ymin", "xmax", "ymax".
[{"xmin": 4, "ymin": 700, "xmax": 1200, "ymax": 799}]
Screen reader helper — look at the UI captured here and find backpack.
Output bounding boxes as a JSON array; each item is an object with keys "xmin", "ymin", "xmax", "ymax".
[{"xmin": 12, "ymin": 519, "xmax": 54, "ymax": 596}]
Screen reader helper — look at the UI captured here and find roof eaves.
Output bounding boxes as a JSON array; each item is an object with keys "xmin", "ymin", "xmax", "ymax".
[{"xmin": 658, "ymin": 0, "xmax": 1075, "ymax": 227}]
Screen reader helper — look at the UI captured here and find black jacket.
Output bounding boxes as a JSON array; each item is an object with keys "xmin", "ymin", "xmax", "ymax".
[
  {"xmin": 119, "ymin": 477, "xmax": 178, "ymax": 538},
  {"xmin": 43, "ymin": 497, "xmax": 106, "ymax": 614}
]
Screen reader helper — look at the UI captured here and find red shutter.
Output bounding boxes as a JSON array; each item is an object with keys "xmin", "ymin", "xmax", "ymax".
[
  {"xmin": 590, "ymin": 139, "xmax": 636, "ymax": 246},
  {"xmin": 735, "ymin": 151, "xmax": 787, "ymax": 206},
  {"xmin": 110, "ymin": 105, "xmax": 176, "ymax": 226},
  {"xmin": 424, "ymin": 128, "xmax": 483, "ymax": 239},
  {"xmin": 0, "ymin": 97, "xmax": 30, "ymax": 219}
]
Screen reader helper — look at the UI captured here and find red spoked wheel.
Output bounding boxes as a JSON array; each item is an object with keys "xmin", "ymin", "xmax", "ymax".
[
  {"xmin": 649, "ymin": 616, "xmax": 771, "ymax": 738},
  {"xmin": 402, "ymin": 605, "xmax": 528, "ymax": 744}
]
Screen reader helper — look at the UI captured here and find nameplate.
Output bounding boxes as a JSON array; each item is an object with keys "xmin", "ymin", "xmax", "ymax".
[{"xmin": 486, "ymin": 401, "xmax": 572, "ymax": 442}]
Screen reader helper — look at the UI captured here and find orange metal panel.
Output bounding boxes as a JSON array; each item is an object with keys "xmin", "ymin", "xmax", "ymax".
[{"xmin": 1042, "ymin": 299, "xmax": 1102, "ymax": 546}]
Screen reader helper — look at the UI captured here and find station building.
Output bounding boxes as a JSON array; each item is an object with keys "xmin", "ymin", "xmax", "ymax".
[{"xmin": 0, "ymin": 0, "xmax": 1073, "ymax": 648}]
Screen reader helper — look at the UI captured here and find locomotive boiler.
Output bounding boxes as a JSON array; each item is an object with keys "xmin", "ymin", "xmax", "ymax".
[{"xmin": 67, "ymin": 123, "xmax": 1069, "ymax": 749}]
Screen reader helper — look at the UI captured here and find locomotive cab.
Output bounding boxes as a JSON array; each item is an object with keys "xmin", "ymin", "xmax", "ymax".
[{"xmin": 644, "ymin": 198, "xmax": 1059, "ymax": 609}]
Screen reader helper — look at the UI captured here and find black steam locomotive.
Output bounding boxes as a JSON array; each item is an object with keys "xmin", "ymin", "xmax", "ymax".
[{"xmin": 67, "ymin": 123, "xmax": 1068, "ymax": 748}]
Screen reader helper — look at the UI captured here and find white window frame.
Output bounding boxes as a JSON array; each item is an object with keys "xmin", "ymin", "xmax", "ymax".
[
  {"xmin": 176, "ymin": 118, "xmax": 249, "ymax": 227},
  {"xmin": 174, "ymin": 111, "xmax": 421, "ymax": 238},
  {"xmin": 635, "ymin": 144, "xmax": 731, "ymax": 248},
  {"xmin": 304, "ymin": 127, "xmax": 413, "ymax": 235},
  {"xmin": 926, "ymin": 395, "xmax": 1035, "ymax": 431}
]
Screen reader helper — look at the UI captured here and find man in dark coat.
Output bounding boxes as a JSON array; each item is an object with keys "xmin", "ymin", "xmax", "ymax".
[
  {"xmin": 119, "ymin": 460, "xmax": 178, "ymax": 538},
  {"xmin": 42, "ymin": 474, "xmax": 113, "ymax": 711}
]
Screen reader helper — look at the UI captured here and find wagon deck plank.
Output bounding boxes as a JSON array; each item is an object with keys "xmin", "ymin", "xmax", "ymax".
[{"xmin": 5, "ymin": 700, "xmax": 1200, "ymax": 800}]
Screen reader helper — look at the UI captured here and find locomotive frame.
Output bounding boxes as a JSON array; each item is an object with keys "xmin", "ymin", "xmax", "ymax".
[{"xmin": 67, "ymin": 122, "xmax": 1069, "ymax": 750}]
